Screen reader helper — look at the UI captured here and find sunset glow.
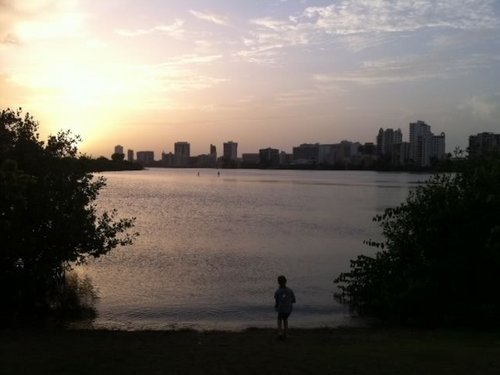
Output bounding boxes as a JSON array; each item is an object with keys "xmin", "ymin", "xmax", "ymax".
[{"xmin": 1, "ymin": 0, "xmax": 499, "ymax": 157}]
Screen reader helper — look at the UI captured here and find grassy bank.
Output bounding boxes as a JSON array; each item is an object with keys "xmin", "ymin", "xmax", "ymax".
[{"xmin": 1, "ymin": 327, "xmax": 500, "ymax": 374}]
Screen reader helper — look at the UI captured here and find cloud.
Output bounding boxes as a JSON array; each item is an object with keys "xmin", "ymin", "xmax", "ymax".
[
  {"xmin": 0, "ymin": 0, "xmax": 84, "ymax": 44},
  {"xmin": 313, "ymin": 54, "xmax": 500, "ymax": 85},
  {"xmin": 159, "ymin": 54, "xmax": 223, "ymax": 66},
  {"xmin": 301, "ymin": 0, "xmax": 499, "ymax": 35},
  {"xmin": 189, "ymin": 10, "xmax": 228, "ymax": 26},
  {"xmin": 235, "ymin": 17, "xmax": 309, "ymax": 64},
  {"xmin": 237, "ymin": 0, "xmax": 500, "ymax": 61},
  {"xmin": 274, "ymin": 89, "xmax": 319, "ymax": 106},
  {"xmin": 122, "ymin": 54, "xmax": 227, "ymax": 98},
  {"xmin": 115, "ymin": 20, "xmax": 185, "ymax": 39},
  {"xmin": 427, "ymin": 30, "xmax": 500, "ymax": 51},
  {"xmin": 233, "ymin": 44, "xmax": 283, "ymax": 65},
  {"xmin": 88, "ymin": 53, "xmax": 225, "ymax": 97},
  {"xmin": 462, "ymin": 94, "xmax": 500, "ymax": 122}
]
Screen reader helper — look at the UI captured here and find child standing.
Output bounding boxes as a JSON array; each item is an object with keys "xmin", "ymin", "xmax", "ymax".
[{"xmin": 274, "ymin": 275, "xmax": 296, "ymax": 340}]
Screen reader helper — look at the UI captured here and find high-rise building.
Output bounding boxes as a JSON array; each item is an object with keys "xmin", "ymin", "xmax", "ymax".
[
  {"xmin": 161, "ymin": 152, "xmax": 174, "ymax": 167},
  {"xmin": 409, "ymin": 120, "xmax": 445, "ymax": 167},
  {"xmin": 136, "ymin": 151, "xmax": 154, "ymax": 166},
  {"xmin": 259, "ymin": 147, "xmax": 280, "ymax": 167},
  {"xmin": 383, "ymin": 128, "xmax": 394, "ymax": 155},
  {"xmin": 469, "ymin": 132, "xmax": 500, "ymax": 155},
  {"xmin": 174, "ymin": 141, "xmax": 190, "ymax": 158},
  {"xmin": 376, "ymin": 128, "xmax": 402, "ymax": 157},
  {"xmin": 174, "ymin": 141, "xmax": 190, "ymax": 167},
  {"xmin": 318, "ymin": 144, "xmax": 337, "ymax": 165},
  {"xmin": 223, "ymin": 141, "xmax": 238, "ymax": 161},
  {"xmin": 392, "ymin": 142, "xmax": 411, "ymax": 165},
  {"xmin": 394, "ymin": 129, "xmax": 403, "ymax": 144},
  {"xmin": 209, "ymin": 144, "xmax": 217, "ymax": 167},
  {"xmin": 431, "ymin": 132, "xmax": 446, "ymax": 161},
  {"xmin": 241, "ymin": 153, "xmax": 260, "ymax": 167},
  {"xmin": 127, "ymin": 149, "xmax": 134, "ymax": 162},
  {"xmin": 114, "ymin": 144, "xmax": 124, "ymax": 155},
  {"xmin": 292, "ymin": 143, "xmax": 319, "ymax": 164},
  {"xmin": 279, "ymin": 151, "xmax": 291, "ymax": 167}
]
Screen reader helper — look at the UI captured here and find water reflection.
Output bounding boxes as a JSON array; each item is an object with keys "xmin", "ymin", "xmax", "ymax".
[{"xmin": 79, "ymin": 169, "xmax": 430, "ymax": 330}]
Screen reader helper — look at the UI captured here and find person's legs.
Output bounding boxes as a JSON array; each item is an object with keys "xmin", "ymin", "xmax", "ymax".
[
  {"xmin": 277, "ymin": 316, "xmax": 283, "ymax": 336},
  {"xmin": 283, "ymin": 317, "xmax": 288, "ymax": 338}
]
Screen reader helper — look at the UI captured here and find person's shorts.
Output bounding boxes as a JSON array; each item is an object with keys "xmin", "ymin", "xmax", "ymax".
[{"xmin": 278, "ymin": 312, "xmax": 291, "ymax": 320}]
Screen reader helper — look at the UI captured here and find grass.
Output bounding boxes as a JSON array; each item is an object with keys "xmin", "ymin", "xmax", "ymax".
[{"xmin": 1, "ymin": 327, "xmax": 500, "ymax": 374}]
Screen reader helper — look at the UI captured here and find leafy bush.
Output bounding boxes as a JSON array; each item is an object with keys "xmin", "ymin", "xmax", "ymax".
[
  {"xmin": 50, "ymin": 271, "xmax": 99, "ymax": 318},
  {"xmin": 335, "ymin": 152, "xmax": 500, "ymax": 325},
  {"xmin": 0, "ymin": 108, "xmax": 136, "ymax": 317}
]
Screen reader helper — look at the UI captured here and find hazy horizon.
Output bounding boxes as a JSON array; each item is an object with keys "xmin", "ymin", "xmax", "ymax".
[{"xmin": 1, "ymin": 0, "xmax": 499, "ymax": 157}]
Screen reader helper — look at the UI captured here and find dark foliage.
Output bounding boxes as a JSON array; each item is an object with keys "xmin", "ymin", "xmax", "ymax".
[
  {"xmin": 335, "ymin": 151, "xmax": 500, "ymax": 325},
  {"xmin": 80, "ymin": 155, "xmax": 143, "ymax": 172},
  {"xmin": 111, "ymin": 152, "xmax": 125, "ymax": 162},
  {"xmin": 0, "ymin": 108, "xmax": 136, "ymax": 318}
]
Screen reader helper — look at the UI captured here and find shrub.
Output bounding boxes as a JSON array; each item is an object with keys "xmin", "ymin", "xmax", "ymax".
[
  {"xmin": 0, "ymin": 108, "xmax": 136, "ymax": 318},
  {"xmin": 335, "ymin": 152, "xmax": 500, "ymax": 325}
]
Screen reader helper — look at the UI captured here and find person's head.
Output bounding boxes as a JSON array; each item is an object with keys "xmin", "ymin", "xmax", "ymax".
[{"xmin": 277, "ymin": 275, "xmax": 287, "ymax": 287}]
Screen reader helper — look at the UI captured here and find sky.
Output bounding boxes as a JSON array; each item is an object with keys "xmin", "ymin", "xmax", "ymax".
[{"xmin": 1, "ymin": 0, "xmax": 500, "ymax": 157}]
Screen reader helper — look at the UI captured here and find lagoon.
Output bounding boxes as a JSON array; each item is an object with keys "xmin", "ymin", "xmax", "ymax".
[{"xmin": 79, "ymin": 168, "xmax": 430, "ymax": 330}]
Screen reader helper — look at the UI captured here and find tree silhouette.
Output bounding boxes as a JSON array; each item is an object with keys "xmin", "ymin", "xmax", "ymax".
[
  {"xmin": 111, "ymin": 152, "xmax": 125, "ymax": 162},
  {"xmin": 0, "ymin": 108, "xmax": 136, "ymax": 317},
  {"xmin": 335, "ymin": 151, "xmax": 500, "ymax": 325}
]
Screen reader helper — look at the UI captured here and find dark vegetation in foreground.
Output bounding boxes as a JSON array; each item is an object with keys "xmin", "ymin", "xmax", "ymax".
[
  {"xmin": 2, "ymin": 327, "xmax": 500, "ymax": 375},
  {"xmin": 0, "ymin": 108, "xmax": 137, "ymax": 322},
  {"xmin": 335, "ymin": 151, "xmax": 500, "ymax": 326}
]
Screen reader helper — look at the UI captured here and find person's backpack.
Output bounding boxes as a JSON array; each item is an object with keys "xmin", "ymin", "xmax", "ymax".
[{"xmin": 278, "ymin": 288, "xmax": 292, "ymax": 308}]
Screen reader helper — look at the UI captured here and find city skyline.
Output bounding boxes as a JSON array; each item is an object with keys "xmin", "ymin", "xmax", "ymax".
[
  {"xmin": 115, "ymin": 120, "xmax": 449, "ymax": 170},
  {"xmin": 1, "ymin": 1, "xmax": 499, "ymax": 157},
  {"xmin": 116, "ymin": 120, "xmax": 445, "ymax": 159}
]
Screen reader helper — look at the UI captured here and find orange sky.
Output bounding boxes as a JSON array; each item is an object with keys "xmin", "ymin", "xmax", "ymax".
[{"xmin": 1, "ymin": 0, "xmax": 500, "ymax": 158}]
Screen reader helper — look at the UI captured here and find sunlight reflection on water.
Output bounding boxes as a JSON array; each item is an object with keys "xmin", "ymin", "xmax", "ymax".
[{"xmin": 78, "ymin": 169, "xmax": 430, "ymax": 330}]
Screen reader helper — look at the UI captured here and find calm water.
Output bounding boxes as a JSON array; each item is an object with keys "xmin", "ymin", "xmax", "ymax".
[{"xmin": 78, "ymin": 168, "xmax": 429, "ymax": 331}]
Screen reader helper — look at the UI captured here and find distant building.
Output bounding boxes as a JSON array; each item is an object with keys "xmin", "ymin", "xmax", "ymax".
[
  {"xmin": 127, "ymin": 149, "xmax": 134, "ymax": 162},
  {"xmin": 292, "ymin": 143, "xmax": 319, "ymax": 165},
  {"xmin": 161, "ymin": 152, "xmax": 175, "ymax": 167},
  {"xmin": 192, "ymin": 154, "xmax": 215, "ymax": 168},
  {"xmin": 291, "ymin": 141, "xmax": 364, "ymax": 167},
  {"xmin": 114, "ymin": 144, "xmax": 124, "ymax": 156},
  {"xmin": 223, "ymin": 141, "xmax": 238, "ymax": 161},
  {"xmin": 241, "ymin": 153, "xmax": 259, "ymax": 168},
  {"xmin": 355, "ymin": 142, "xmax": 377, "ymax": 168},
  {"xmin": 221, "ymin": 141, "xmax": 238, "ymax": 167},
  {"xmin": 431, "ymin": 132, "xmax": 446, "ymax": 162},
  {"xmin": 409, "ymin": 120, "xmax": 431, "ymax": 166},
  {"xmin": 279, "ymin": 151, "xmax": 291, "ymax": 167},
  {"xmin": 209, "ymin": 144, "xmax": 217, "ymax": 167},
  {"xmin": 174, "ymin": 141, "xmax": 190, "ymax": 167},
  {"xmin": 338, "ymin": 140, "xmax": 359, "ymax": 162},
  {"xmin": 376, "ymin": 128, "xmax": 402, "ymax": 158},
  {"xmin": 136, "ymin": 151, "xmax": 155, "ymax": 166},
  {"xmin": 318, "ymin": 144, "xmax": 337, "ymax": 165},
  {"xmin": 409, "ymin": 120, "xmax": 446, "ymax": 167},
  {"xmin": 392, "ymin": 142, "xmax": 411, "ymax": 165},
  {"xmin": 259, "ymin": 148, "xmax": 280, "ymax": 168},
  {"xmin": 469, "ymin": 132, "xmax": 500, "ymax": 155},
  {"xmin": 359, "ymin": 142, "xmax": 376, "ymax": 156}
]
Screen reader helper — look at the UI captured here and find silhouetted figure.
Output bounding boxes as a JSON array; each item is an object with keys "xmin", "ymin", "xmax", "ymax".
[
  {"xmin": 274, "ymin": 275, "xmax": 296, "ymax": 340},
  {"xmin": 197, "ymin": 171, "xmax": 200, "ymax": 176},
  {"xmin": 217, "ymin": 171, "xmax": 220, "ymax": 177}
]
